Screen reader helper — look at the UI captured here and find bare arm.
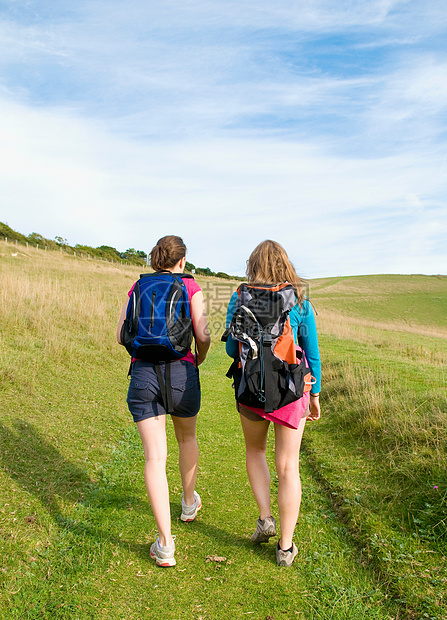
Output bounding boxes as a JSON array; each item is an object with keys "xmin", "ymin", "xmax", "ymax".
[
  {"xmin": 190, "ymin": 290, "xmax": 211, "ymax": 365},
  {"xmin": 116, "ymin": 301, "xmax": 128, "ymax": 345}
]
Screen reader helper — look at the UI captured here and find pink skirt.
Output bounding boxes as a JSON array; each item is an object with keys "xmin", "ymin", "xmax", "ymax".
[{"xmin": 238, "ymin": 391, "xmax": 310, "ymax": 429}]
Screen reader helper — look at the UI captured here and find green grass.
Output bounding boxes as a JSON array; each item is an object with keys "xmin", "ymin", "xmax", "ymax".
[
  {"xmin": 311, "ymin": 274, "xmax": 447, "ymax": 330},
  {"xmin": 303, "ymin": 275, "xmax": 447, "ymax": 618},
  {"xmin": 1, "ymin": 244, "xmax": 447, "ymax": 619},
  {"xmin": 2, "ymin": 347, "xmax": 401, "ymax": 620}
]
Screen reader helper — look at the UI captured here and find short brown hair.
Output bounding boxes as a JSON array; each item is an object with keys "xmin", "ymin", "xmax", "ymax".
[
  {"xmin": 246, "ymin": 239, "xmax": 305, "ymax": 303},
  {"xmin": 150, "ymin": 235, "xmax": 187, "ymax": 271}
]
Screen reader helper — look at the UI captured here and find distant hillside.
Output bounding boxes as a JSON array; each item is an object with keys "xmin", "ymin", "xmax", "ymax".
[{"xmin": 310, "ymin": 273, "xmax": 447, "ymax": 331}]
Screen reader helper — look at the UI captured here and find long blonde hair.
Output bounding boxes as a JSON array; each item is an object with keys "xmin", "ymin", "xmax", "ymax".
[{"xmin": 246, "ymin": 240, "xmax": 305, "ymax": 304}]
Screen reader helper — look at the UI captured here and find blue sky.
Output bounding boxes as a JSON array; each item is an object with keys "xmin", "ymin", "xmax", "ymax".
[{"xmin": 1, "ymin": 0, "xmax": 446, "ymax": 277}]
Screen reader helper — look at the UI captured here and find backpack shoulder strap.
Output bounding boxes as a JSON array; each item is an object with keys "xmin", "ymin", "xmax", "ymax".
[
  {"xmin": 169, "ymin": 272, "xmax": 194, "ymax": 279},
  {"xmin": 139, "ymin": 272, "xmax": 162, "ymax": 280},
  {"xmin": 138, "ymin": 271, "xmax": 194, "ymax": 281}
]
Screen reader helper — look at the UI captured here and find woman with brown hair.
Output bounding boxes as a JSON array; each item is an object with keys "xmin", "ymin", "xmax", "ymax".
[
  {"xmin": 225, "ymin": 240, "xmax": 321, "ymax": 566},
  {"xmin": 117, "ymin": 235, "xmax": 210, "ymax": 567}
]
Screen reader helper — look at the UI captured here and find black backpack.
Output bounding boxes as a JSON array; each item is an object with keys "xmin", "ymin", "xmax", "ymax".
[{"xmin": 222, "ymin": 282, "xmax": 311, "ymax": 413}]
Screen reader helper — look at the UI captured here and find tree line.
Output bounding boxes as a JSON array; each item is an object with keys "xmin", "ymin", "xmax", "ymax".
[
  {"xmin": 0, "ymin": 222, "xmax": 146, "ymax": 265},
  {"xmin": 0, "ymin": 222, "xmax": 242, "ymax": 279}
]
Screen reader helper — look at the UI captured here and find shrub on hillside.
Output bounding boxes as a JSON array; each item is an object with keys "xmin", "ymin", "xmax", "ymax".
[
  {"xmin": 0, "ymin": 222, "xmax": 30, "ymax": 245},
  {"xmin": 195, "ymin": 266, "xmax": 214, "ymax": 277},
  {"xmin": 74, "ymin": 244, "xmax": 124, "ymax": 261},
  {"xmin": 120, "ymin": 248, "xmax": 147, "ymax": 265},
  {"xmin": 28, "ymin": 232, "xmax": 59, "ymax": 250}
]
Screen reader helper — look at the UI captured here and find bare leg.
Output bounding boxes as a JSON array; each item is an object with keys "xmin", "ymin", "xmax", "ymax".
[
  {"xmin": 137, "ymin": 415, "xmax": 172, "ymax": 547},
  {"xmin": 171, "ymin": 414, "xmax": 199, "ymax": 506},
  {"xmin": 239, "ymin": 413, "xmax": 272, "ymax": 519},
  {"xmin": 274, "ymin": 415, "xmax": 306, "ymax": 550}
]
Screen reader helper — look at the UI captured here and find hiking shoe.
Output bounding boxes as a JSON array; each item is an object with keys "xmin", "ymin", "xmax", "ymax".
[
  {"xmin": 276, "ymin": 542, "xmax": 298, "ymax": 567},
  {"xmin": 150, "ymin": 536, "xmax": 176, "ymax": 567},
  {"xmin": 180, "ymin": 491, "xmax": 202, "ymax": 522},
  {"xmin": 251, "ymin": 516, "xmax": 277, "ymax": 543}
]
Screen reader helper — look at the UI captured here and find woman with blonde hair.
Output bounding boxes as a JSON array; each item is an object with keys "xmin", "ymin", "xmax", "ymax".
[
  {"xmin": 117, "ymin": 235, "xmax": 210, "ymax": 567},
  {"xmin": 225, "ymin": 240, "xmax": 321, "ymax": 566}
]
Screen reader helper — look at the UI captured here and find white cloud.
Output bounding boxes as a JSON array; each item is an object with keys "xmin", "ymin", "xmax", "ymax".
[
  {"xmin": 1, "ymin": 1, "xmax": 447, "ymax": 277},
  {"xmin": 1, "ymin": 95, "xmax": 446, "ymax": 277}
]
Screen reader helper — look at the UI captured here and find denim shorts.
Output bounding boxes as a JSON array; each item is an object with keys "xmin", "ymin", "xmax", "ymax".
[{"xmin": 127, "ymin": 360, "xmax": 201, "ymax": 423}]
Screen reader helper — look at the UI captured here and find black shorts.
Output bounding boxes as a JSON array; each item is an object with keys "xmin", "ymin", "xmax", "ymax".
[{"xmin": 127, "ymin": 360, "xmax": 201, "ymax": 423}]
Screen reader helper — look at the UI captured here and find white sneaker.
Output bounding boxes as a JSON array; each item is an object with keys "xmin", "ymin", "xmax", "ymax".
[
  {"xmin": 276, "ymin": 542, "xmax": 298, "ymax": 567},
  {"xmin": 150, "ymin": 536, "xmax": 176, "ymax": 567},
  {"xmin": 251, "ymin": 516, "xmax": 277, "ymax": 543},
  {"xmin": 180, "ymin": 491, "xmax": 202, "ymax": 522}
]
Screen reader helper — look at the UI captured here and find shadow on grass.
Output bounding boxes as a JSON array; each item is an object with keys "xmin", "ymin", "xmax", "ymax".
[
  {"xmin": 0, "ymin": 419, "xmax": 94, "ymax": 514},
  {"xmin": 0, "ymin": 420, "xmax": 152, "ymax": 559},
  {"xmin": 171, "ymin": 505, "xmax": 280, "ymax": 565},
  {"xmin": 0, "ymin": 420, "xmax": 262, "ymax": 564}
]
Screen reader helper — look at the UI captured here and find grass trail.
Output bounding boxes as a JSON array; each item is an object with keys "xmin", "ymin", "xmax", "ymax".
[{"xmin": 3, "ymin": 346, "xmax": 401, "ymax": 620}]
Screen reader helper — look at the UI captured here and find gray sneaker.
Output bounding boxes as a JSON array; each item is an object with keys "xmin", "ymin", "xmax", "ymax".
[
  {"xmin": 150, "ymin": 536, "xmax": 176, "ymax": 567},
  {"xmin": 276, "ymin": 542, "xmax": 298, "ymax": 567},
  {"xmin": 251, "ymin": 516, "xmax": 277, "ymax": 543},
  {"xmin": 180, "ymin": 491, "xmax": 202, "ymax": 522}
]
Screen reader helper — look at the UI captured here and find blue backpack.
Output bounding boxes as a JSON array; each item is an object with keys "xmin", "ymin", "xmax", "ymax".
[{"xmin": 121, "ymin": 271, "xmax": 194, "ymax": 362}]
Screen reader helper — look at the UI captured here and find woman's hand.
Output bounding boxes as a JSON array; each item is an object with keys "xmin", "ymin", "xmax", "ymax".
[{"xmin": 307, "ymin": 394, "xmax": 320, "ymax": 421}]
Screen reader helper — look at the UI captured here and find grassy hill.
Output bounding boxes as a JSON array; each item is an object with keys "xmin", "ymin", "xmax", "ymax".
[
  {"xmin": 311, "ymin": 273, "xmax": 447, "ymax": 330},
  {"xmin": 1, "ymin": 241, "xmax": 446, "ymax": 619}
]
